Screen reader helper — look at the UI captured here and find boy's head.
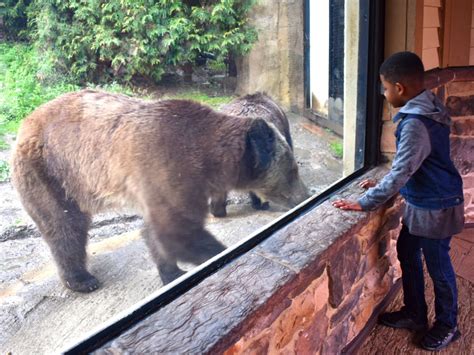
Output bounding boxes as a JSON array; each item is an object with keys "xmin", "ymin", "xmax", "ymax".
[{"xmin": 379, "ymin": 51, "xmax": 425, "ymax": 107}]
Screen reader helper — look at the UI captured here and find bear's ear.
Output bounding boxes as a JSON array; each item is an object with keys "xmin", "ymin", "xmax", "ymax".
[{"xmin": 244, "ymin": 118, "xmax": 276, "ymax": 178}]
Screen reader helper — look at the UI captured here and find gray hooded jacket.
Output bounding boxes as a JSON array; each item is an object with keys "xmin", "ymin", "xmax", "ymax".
[{"xmin": 358, "ymin": 90, "xmax": 464, "ymax": 238}]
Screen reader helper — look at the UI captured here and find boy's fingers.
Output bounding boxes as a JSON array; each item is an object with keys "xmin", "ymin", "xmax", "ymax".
[
  {"xmin": 359, "ymin": 179, "xmax": 376, "ymax": 189},
  {"xmin": 358, "ymin": 180, "xmax": 368, "ymax": 188},
  {"xmin": 332, "ymin": 199, "xmax": 363, "ymax": 211},
  {"xmin": 332, "ymin": 199, "xmax": 346, "ymax": 207},
  {"xmin": 332, "ymin": 200, "xmax": 352, "ymax": 208}
]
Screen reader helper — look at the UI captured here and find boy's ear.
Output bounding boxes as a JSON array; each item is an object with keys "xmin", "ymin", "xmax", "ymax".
[{"xmin": 395, "ymin": 82, "xmax": 405, "ymax": 95}]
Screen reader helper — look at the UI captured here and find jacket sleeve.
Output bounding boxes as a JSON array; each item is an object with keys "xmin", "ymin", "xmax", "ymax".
[{"xmin": 358, "ymin": 119, "xmax": 432, "ymax": 211}]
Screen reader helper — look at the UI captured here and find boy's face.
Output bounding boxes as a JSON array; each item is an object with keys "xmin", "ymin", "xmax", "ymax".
[{"xmin": 380, "ymin": 75, "xmax": 406, "ymax": 108}]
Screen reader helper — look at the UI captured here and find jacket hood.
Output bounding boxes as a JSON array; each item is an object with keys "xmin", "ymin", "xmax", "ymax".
[{"xmin": 394, "ymin": 90, "xmax": 451, "ymax": 126}]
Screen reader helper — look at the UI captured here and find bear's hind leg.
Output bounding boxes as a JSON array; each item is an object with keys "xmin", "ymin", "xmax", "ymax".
[
  {"xmin": 46, "ymin": 201, "xmax": 99, "ymax": 293},
  {"xmin": 13, "ymin": 166, "xmax": 98, "ymax": 292}
]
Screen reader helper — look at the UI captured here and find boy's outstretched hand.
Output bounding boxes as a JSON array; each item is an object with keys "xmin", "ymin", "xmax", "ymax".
[
  {"xmin": 332, "ymin": 200, "xmax": 363, "ymax": 211},
  {"xmin": 332, "ymin": 178, "xmax": 377, "ymax": 211},
  {"xmin": 359, "ymin": 179, "xmax": 377, "ymax": 189}
]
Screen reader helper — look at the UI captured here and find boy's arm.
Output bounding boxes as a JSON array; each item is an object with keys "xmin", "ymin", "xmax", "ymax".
[{"xmin": 357, "ymin": 118, "xmax": 431, "ymax": 210}]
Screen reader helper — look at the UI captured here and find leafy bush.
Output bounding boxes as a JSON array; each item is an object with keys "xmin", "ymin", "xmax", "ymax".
[
  {"xmin": 0, "ymin": 42, "xmax": 78, "ymax": 123},
  {"xmin": 0, "ymin": 42, "xmax": 80, "ymax": 148},
  {"xmin": 28, "ymin": 0, "xmax": 257, "ymax": 83},
  {"xmin": 0, "ymin": 0, "xmax": 32, "ymax": 40},
  {"xmin": 330, "ymin": 141, "xmax": 343, "ymax": 159}
]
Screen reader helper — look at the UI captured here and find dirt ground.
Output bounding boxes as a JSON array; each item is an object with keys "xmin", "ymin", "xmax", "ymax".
[{"xmin": 0, "ymin": 101, "xmax": 343, "ymax": 354}]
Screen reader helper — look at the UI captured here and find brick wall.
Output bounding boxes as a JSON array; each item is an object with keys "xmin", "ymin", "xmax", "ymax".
[{"xmin": 444, "ymin": 77, "xmax": 474, "ymax": 223}]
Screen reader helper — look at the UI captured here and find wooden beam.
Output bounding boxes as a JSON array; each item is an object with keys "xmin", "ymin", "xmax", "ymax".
[{"xmin": 442, "ymin": 0, "xmax": 473, "ymax": 67}]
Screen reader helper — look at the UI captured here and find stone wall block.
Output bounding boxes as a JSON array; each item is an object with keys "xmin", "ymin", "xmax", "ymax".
[
  {"xmin": 327, "ymin": 236, "xmax": 361, "ymax": 308},
  {"xmin": 268, "ymin": 287, "xmax": 317, "ymax": 351},
  {"xmin": 356, "ymin": 239, "xmax": 380, "ymax": 280},
  {"xmin": 356, "ymin": 196, "xmax": 402, "ymax": 256},
  {"xmin": 462, "ymin": 173, "xmax": 474, "ymax": 217},
  {"xmin": 349, "ymin": 266, "xmax": 393, "ymax": 340},
  {"xmin": 293, "ymin": 306, "xmax": 328, "ymax": 355},
  {"xmin": 355, "ymin": 214, "xmax": 383, "ymax": 253},
  {"xmin": 329, "ymin": 282, "xmax": 364, "ymax": 328},
  {"xmin": 277, "ymin": 270, "xmax": 327, "ymax": 348},
  {"xmin": 446, "ymin": 95, "xmax": 474, "ymax": 116},
  {"xmin": 452, "ymin": 117, "xmax": 474, "ymax": 136},
  {"xmin": 224, "ymin": 330, "xmax": 271, "ymax": 355},
  {"xmin": 451, "ymin": 136, "xmax": 473, "ymax": 175},
  {"xmin": 381, "ymin": 121, "xmax": 397, "ymax": 153},
  {"xmin": 377, "ymin": 196, "xmax": 404, "ymax": 236},
  {"xmin": 321, "ymin": 318, "xmax": 350, "ymax": 354},
  {"xmin": 446, "ymin": 81, "xmax": 474, "ymax": 96}
]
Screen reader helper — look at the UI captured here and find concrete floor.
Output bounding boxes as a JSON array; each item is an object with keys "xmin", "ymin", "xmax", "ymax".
[{"xmin": 0, "ymin": 112, "xmax": 343, "ymax": 354}]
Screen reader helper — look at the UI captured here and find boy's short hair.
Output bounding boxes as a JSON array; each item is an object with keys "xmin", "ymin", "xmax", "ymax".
[{"xmin": 380, "ymin": 51, "xmax": 425, "ymax": 84}]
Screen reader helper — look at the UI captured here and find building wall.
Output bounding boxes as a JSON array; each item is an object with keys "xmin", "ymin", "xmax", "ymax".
[
  {"xmin": 471, "ymin": 0, "xmax": 474, "ymax": 65},
  {"xmin": 235, "ymin": 0, "xmax": 305, "ymax": 113},
  {"xmin": 422, "ymin": 0, "xmax": 442, "ymax": 70}
]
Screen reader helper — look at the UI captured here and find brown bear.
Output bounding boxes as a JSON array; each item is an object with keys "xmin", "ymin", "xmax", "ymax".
[
  {"xmin": 11, "ymin": 89, "xmax": 309, "ymax": 292},
  {"xmin": 210, "ymin": 92, "xmax": 304, "ymax": 217}
]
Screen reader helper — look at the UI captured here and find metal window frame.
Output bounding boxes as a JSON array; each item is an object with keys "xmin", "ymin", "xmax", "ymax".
[{"xmin": 65, "ymin": 0, "xmax": 384, "ymax": 352}]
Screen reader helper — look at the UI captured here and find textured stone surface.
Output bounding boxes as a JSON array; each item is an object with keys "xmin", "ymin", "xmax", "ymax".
[
  {"xmin": 452, "ymin": 116, "xmax": 474, "ymax": 136},
  {"xmin": 327, "ymin": 235, "xmax": 361, "ymax": 308},
  {"xmin": 446, "ymin": 79, "xmax": 474, "ymax": 96},
  {"xmin": 446, "ymin": 95, "xmax": 474, "ymax": 116},
  {"xmin": 381, "ymin": 121, "xmax": 397, "ymax": 153},
  {"xmin": 449, "ymin": 94, "xmax": 474, "ymax": 223},
  {"xmin": 97, "ymin": 252, "xmax": 296, "ymax": 354},
  {"xmin": 329, "ymin": 281, "xmax": 364, "ymax": 327},
  {"xmin": 235, "ymin": 0, "xmax": 304, "ymax": 112}
]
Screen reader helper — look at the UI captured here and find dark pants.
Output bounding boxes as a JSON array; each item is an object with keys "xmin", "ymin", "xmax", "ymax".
[{"xmin": 397, "ymin": 225, "xmax": 458, "ymax": 328}]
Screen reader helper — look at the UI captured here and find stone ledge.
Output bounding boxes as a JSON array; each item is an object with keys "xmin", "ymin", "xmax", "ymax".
[{"xmin": 95, "ymin": 167, "xmax": 402, "ymax": 354}]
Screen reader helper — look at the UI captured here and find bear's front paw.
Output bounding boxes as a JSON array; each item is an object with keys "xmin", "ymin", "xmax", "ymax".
[
  {"xmin": 210, "ymin": 201, "xmax": 227, "ymax": 218},
  {"xmin": 158, "ymin": 264, "xmax": 186, "ymax": 285},
  {"xmin": 63, "ymin": 271, "xmax": 100, "ymax": 293}
]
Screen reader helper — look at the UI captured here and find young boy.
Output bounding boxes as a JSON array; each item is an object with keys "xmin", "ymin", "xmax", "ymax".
[{"xmin": 333, "ymin": 51, "xmax": 464, "ymax": 351}]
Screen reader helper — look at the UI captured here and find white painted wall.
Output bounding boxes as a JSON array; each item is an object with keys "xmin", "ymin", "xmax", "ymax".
[{"xmin": 309, "ymin": 0, "xmax": 329, "ymax": 116}]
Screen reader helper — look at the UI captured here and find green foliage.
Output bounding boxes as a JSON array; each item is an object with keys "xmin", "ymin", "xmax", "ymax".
[
  {"xmin": 0, "ymin": 42, "xmax": 79, "ymax": 148},
  {"xmin": 329, "ymin": 141, "xmax": 343, "ymax": 159},
  {"xmin": 0, "ymin": 0, "xmax": 32, "ymax": 40},
  {"xmin": 0, "ymin": 160, "xmax": 10, "ymax": 182},
  {"xmin": 0, "ymin": 42, "xmax": 78, "ymax": 123},
  {"xmin": 28, "ymin": 0, "xmax": 257, "ymax": 83},
  {"xmin": 168, "ymin": 90, "xmax": 234, "ymax": 108}
]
